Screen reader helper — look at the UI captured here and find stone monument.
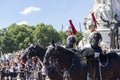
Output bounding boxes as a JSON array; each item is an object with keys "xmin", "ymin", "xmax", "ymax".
[{"xmin": 85, "ymin": 0, "xmax": 120, "ymax": 50}]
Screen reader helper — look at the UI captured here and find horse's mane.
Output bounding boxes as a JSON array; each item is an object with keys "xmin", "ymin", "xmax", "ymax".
[
  {"xmin": 35, "ymin": 44, "xmax": 47, "ymax": 51},
  {"xmin": 80, "ymin": 48, "xmax": 95, "ymax": 57},
  {"xmin": 32, "ymin": 44, "xmax": 47, "ymax": 60},
  {"xmin": 56, "ymin": 45, "xmax": 75, "ymax": 57}
]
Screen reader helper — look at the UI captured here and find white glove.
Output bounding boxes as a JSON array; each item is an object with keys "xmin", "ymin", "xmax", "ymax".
[{"xmin": 94, "ymin": 52, "xmax": 100, "ymax": 58}]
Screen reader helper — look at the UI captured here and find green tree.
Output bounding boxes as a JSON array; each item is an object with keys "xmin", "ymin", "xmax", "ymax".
[
  {"xmin": 76, "ymin": 32, "xmax": 83, "ymax": 42},
  {"xmin": 58, "ymin": 31, "xmax": 67, "ymax": 45},
  {"xmin": 32, "ymin": 23, "xmax": 60, "ymax": 47},
  {"xmin": 0, "ymin": 22, "xmax": 83, "ymax": 53},
  {"xmin": 7, "ymin": 24, "xmax": 35, "ymax": 51},
  {"xmin": 0, "ymin": 28, "xmax": 10, "ymax": 53}
]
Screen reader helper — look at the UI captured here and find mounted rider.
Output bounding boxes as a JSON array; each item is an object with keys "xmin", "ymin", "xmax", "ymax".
[
  {"xmin": 65, "ymin": 20, "xmax": 77, "ymax": 50},
  {"xmin": 78, "ymin": 20, "xmax": 103, "ymax": 80},
  {"xmin": 66, "ymin": 26, "xmax": 77, "ymax": 49},
  {"xmin": 89, "ymin": 21, "xmax": 102, "ymax": 57},
  {"xmin": 79, "ymin": 17, "xmax": 102, "ymax": 58}
]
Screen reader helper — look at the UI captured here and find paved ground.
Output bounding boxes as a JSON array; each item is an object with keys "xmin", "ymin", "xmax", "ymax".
[{"xmin": 46, "ymin": 76, "xmax": 50, "ymax": 80}]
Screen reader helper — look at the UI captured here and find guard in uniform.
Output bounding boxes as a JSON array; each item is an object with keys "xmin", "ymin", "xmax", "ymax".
[
  {"xmin": 79, "ymin": 21, "xmax": 102, "ymax": 57},
  {"xmin": 88, "ymin": 21, "xmax": 102, "ymax": 57},
  {"xmin": 81, "ymin": 21, "xmax": 103, "ymax": 80},
  {"xmin": 65, "ymin": 26, "xmax": 77, "ymax": 49}
]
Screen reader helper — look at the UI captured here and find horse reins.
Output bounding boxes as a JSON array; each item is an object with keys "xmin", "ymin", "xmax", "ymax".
[{"xmin": 52, "ymin": 48, "xmax": 76, "ymax": 80}]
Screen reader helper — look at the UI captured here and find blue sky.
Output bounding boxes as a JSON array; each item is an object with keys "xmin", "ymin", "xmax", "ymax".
[{"xmin": 0, "ymin": 0, "xmax": 94, "ymax": 31}]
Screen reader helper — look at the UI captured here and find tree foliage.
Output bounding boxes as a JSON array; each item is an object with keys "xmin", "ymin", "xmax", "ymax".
[
  {"xmin": 58, "ymin": 31, "xmax": 67, "ymax": 45},
  {"xmin": 32, "ymin": 23, "xmax": 60, "ymax": 47},
  {"xmin": 0, "ymin": 23, "xmax": 83, "ymax": 53},
  {"xmin": 0, "ymin": 24, "xmax": 35, "ymax": 52}
]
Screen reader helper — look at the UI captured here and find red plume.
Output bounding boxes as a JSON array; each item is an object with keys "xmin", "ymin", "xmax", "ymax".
[
  {"xmin": 69, "ymin": 20, "xmax": 77, "ymax": 34},
  {"xmin": 91, "ymin": 12, "xmax": 98, "ymax": 28}
]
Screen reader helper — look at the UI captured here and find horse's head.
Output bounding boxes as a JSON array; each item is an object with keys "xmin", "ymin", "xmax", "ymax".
[
  {"xmin": 22, "ymin": 44, "xmax": 45, "ymax": 59},
  {"xmin": 44, "ymin": 41, "xmax": 75, "ymax": 69},
  {"xmin": 21, "ymin": 45, "xmax": 37, "ymax": 63},
  {"xmin": 26, "ymin": 44, "xmax": 38, "ymax": 58},
  {"xmin": 43, "ymin": 41, "xmax": 58, "ymax": 66},
  {"xmin": 22, "ymin": 43, "xmax": 46, "ymax": 63},
  {"xmin": 21, "ymin": 49, "xmax": 29, "ymax": 63}
]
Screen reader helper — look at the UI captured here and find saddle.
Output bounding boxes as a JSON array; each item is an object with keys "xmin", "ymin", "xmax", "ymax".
[{"xmin": 67, "ymin": 48, "xmax": 77, "ymax": 53}]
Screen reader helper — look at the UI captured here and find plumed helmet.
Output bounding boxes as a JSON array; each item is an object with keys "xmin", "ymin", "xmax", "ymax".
[
  {"xmin": 88, "ymin": 20, "xmax": 96, "ymax": 28},
  {"xmin": 66, "ymin": 26, "xmax": 72, "ymax": 32}
]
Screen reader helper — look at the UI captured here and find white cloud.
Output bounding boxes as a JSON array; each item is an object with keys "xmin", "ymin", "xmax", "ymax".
[
  {"xmin": 20, "ymin": 6, "xmax": 41, "ymax": 15},
  {"xmin": 17, "ymin": 21, "xmax": 28, "ymax": 25}
]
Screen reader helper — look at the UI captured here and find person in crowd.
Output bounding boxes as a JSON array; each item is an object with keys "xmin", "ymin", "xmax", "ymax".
[
  {"xmin": 34, "ymin": 68, "xmax": 39, "ymax": 80},
  {"xmin": 31, "ymin": 56, "xmax": 37, "ymax": 70},
  {"xmin": 29, "ymin": 68, "xmax": 34, "ymax": 80},
  {"xmin": 39, "ymin": 60, "xmax": 47, "ymax": 80}
]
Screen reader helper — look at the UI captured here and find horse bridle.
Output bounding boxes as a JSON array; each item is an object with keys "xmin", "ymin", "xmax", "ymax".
[
  {"xmin": 49, "ymin": 45, "xmax": 77, "ymax": 78},
  {"xmin": 46, "ymin": 45, "xmax": 58, "ymax": 62},
  {"xmin": 26, "ymin": 46, "xmax": 37, "ymax": 59}
]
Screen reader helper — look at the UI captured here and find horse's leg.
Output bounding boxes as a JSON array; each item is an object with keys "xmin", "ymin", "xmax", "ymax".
[{"xmin": 87, "ymin": 58, "xmax": 96, "ymax": 80}]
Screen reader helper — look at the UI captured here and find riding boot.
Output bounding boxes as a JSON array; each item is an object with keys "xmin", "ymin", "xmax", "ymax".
[
  {"xmin": 95, "ymin": 58, "xmax": 103, "ymax": 80},
  {"xmin": 87, "ymin": 58, "xmax": 95, "ymax": 80},
  {"xmin": 94, "ymin": 59, "xmax": 100, "ymax": 80}
]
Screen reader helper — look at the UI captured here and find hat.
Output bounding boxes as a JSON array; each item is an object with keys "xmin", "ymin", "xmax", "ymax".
[
  {"xmin": 66, "ymin": 26, "xmax": 72, "ymax": 32},
  {"xmin": 88, "ymin": 20, "xmax": 96, "ymax": 28},
  {"xmin": 90, "ymin": 12, "xmax": 98, "ymax": 28}
]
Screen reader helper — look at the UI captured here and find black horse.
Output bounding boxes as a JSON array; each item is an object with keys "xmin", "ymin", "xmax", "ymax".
[
  {"xmin": 81, "ymin": 32, "xmax": 120, "ymax": 80},
  {"xmin": 22, "ymin": 44, "xmax": 63, "ymax": 80},
  {"xmin": 81, "ymin": 48, "xmax": 120, "ymax": 80},
  {"xmin": 44, "ymin": 32, "xmax": 120, "ymax": 80},
  {"xmin": 43, "ymin": 43, "xmax": 88, "ymax": 80}
]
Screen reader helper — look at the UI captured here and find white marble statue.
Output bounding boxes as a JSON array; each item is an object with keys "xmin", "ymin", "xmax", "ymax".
[
  {"xmin": 95, "ymin": 0, "xmax": 111, "ymax": 4},
  {"xmin": 86, "ymin": 0, "xmax": 120, "ymax": 28},
  {"xmin": 95, "ymin": 0, "xmax": 101, "ymax": 4},
  {"xmin": 85, "ymin": 4, "xmax": 111, "ymax": 29},
  {"xmin": 85, "ymin": 0, "xmax": 120, "ymax": 29},
  {"xmin": 80, "ymin": 0, "xmax": 120, "ymax": 50},
  {"xmin": 111, "ymin": 0, "xmax": 120, "ymax": 20}
]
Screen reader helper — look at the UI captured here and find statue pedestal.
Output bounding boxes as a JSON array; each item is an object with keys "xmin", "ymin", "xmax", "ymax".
[
  {"xmin": 96, "ymin": 28, "xmax": 120, "ymax": 53},
  {"xmin": 96, "ymin": 28, "xmax": 110, "ymax": 46}
]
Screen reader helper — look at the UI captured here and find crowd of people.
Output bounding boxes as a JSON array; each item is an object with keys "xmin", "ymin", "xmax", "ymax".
[{"xmin": 0, "ymin": 50, "xmax": 42, "ymax": 80}]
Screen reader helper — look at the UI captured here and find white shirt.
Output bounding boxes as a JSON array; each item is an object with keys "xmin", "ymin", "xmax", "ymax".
[{"xmin": 41, "ymin": 66, "xmax": 47, "ymax": 75}]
